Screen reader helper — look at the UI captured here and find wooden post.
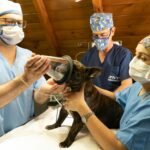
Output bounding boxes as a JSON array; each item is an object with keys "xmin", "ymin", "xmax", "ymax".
[
  {"xmin": 92, "ymin": 0, "xmax": 103, "ymax": 12},
  {"xmin": 32, "ymin": 0, "xmax": 61, "ymax": 56}
]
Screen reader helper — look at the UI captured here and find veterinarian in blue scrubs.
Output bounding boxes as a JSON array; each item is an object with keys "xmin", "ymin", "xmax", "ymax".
[
  {"xmin": 0, "ymin": 0, "xmax": 63, "ymax": 136},
  {"xmin": 81, "ymin": 13, "xmax": 133, "ymax": 92},
  {"xmin": 65, "ymin": 35, "xmax": 150, "ymax": 150}
]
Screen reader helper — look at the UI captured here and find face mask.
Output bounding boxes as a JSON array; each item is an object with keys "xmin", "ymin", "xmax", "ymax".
[
  {"xmin": 93, "ymin": 37, "xmax": 109, "ymax": 51},
  {"xmin": 46, "ymin": 55, "xmax": 73, "ymax": 84},
  {"xmin": 129, "ymin": 56, "xmax": 150, "ymax": 84},
  {"xmin": 0, "ymin": 25, "xmax": 24, "ymax": 45}
]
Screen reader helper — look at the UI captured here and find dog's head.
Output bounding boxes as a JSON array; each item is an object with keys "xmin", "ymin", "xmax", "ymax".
[{"xmin": 65, "ymin": 60, "xmax": 102, "ymax": 92}]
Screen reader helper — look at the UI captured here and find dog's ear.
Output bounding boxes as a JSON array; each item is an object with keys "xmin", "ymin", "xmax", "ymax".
[{"xmin": 85, "ymin": 67, "xmax": 102, "ymax": 79}]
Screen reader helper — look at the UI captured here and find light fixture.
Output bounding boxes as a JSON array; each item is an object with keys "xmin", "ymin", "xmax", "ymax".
[{"xmin": 75, "ymin": 0, "xmax": 82, "ymax": 2}]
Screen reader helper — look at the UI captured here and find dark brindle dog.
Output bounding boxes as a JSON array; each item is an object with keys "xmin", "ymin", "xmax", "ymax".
[{"xmin": 46, "ymin": 60, "xmax": 123, "ymax": 148}]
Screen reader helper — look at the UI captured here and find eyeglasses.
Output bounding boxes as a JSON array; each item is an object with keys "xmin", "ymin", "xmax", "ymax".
[
  {"xmin": 0, "ymin": 18, "xmax": 27, "ymax": 28},
  {"xmin": 93, "ymin": 28, "xmax": 112, "ymax": 39}
]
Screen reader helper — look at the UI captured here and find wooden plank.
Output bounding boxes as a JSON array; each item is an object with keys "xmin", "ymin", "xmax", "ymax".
[
  {"xmin": 115, "ymin": 26, "xmax": 150, "ymax": 37},
  {"xmin": 61, "ymin": 48, "xmax": 89, "ymax": 59},
  {"xmin": 20, "ymin": 41, "xmax": 56, "ymax": 55},
  {"xmin": 21, "ymin": 3, "xmax": 37, "ymax": 14},
  {"xmin": 104, "ymin": 2, "xmax": 150, "ymax": 16},
  {"xmin": 36, "ymin": 41, "xmax": 52, "ymax": 51},
  {"xmin": 55, "ymin": 29, "xmax": 92, "ymax": 40},
  {"xmin": 92, "ymin": 0, "xmax": 103, "ymax": 12},
  {"xmin": 103, "ymin": 0, "xmax": 149, "ymax": 5},
  {"xmin": 47, "ymin": 7, "xmax": 93, "ymax": 21},
  {"xmin": 53, "ymin": 19, "xmax": 90, "ymax": 30},
  {"xmin": 45, "ymin": 0, "xmax": 92, "ymax": 11},
  {"xmin": 114, "ymin": 35, "xmax": 145, "ymax": 53},
  {"xmin": 24, "ymin": 31, "xmax": 47, "ymax": 41},
  {"xmin": 24, "ymin": 23, "xmax": 42, "ymax": 31},
  {"xmin": 19, "ymin": 41, "xmax": 36, "ymax": 50},
  {"xmin": 32, "ymin": 0, "xmax": 61, "ymax": 56},
  {"xmin": 23, "ymin": 14, "xmax": 40, "ymax": 23},
  {"xmin": 114, "ymin": 36, "xmax": 143, "ymax": 45},
  {"xmin": 114, "ymin": 15, "xmax": 150, "ymax": 27},
  {"xmin": 59, "ymin": 39, "xmax": 92, "ymax": 49}
]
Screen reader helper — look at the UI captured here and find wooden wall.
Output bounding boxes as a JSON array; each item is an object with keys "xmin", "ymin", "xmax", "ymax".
[
  {"xmin": 43, "ymin": 0, "xmax": 93, "ymax": 58},
  {"xmin": 12, "ymin": 0, "xmax": 150, "ymax": 58},
  {"xmin": 103, "ymin": 0, "xmax": 150, "ymax": 53}
]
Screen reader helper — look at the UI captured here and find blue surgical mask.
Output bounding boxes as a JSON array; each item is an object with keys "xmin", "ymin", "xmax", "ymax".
[
  {"xmin": 93, "ymin": 28, "xmax": 112, "ymax": 51},
  {"xmin": 93, "ymin": 37, "xmax": 109, "ymax": 51}
]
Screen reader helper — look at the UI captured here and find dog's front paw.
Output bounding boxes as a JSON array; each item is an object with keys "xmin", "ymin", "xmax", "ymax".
[
  {"xmin": 45, "ymin": 124, "xmax": 56, "ymax": 130},
  {"xmin": 59, "ymin": 140, "xmax": 73, "ymax": 148}
]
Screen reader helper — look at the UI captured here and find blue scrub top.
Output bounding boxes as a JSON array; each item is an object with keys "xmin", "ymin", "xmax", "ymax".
[
  {"xmin": 116, "ymin": 82, "xmax": 150, "ymax": 150},
  {"xmin": 81, "ymin": 44, "xmax": 132, "ymax": 91},
  {"xmin": 0, "ymin": 46, "xmax": 46, "ymax": 136}
]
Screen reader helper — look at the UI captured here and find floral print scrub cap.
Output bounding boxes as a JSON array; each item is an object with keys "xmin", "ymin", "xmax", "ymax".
[
  {"xmin": 139, "ymin": 35, "xmax": 150, "ymax": 51},
  {"xmin": 90, "ymin": 13, "xmax": 114, "ymax": 32}
]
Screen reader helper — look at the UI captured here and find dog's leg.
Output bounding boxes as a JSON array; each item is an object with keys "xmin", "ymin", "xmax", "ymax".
[
  {"xmin": 46, "ymin": 107, "xmax": 68, "ymax": 130},
  {"xmin": 60, "ymin": 114, "xmax": 84, "ymax": 148}
]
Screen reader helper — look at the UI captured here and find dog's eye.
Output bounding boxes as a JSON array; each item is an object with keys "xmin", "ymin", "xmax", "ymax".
[{"xmin": 75, "ymin": 72, "xmax": 82, "ymax": 79}]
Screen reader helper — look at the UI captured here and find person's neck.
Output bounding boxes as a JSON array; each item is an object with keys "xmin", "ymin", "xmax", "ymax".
[
  {"xmin": 0, "ymin": 44, "xmax": 17, "ymax": 64},
  {"xmin": 139, "ymin": 83, "xmax": 150, "ymax": 96},
  {"xmin": 98, "ymin": 41, "xmax": 114, "ymax": 63}
]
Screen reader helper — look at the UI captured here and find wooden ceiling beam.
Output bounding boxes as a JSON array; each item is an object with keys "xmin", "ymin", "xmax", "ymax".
[
  {"xmin": 32, "ymin": 0, "xmax": 61, "ymax": 56},
  {"xmin": 92, "ymin": 0, "xmax": 103, "ymax": 12}
]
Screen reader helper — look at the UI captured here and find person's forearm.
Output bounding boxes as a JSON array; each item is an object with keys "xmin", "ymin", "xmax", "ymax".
[
  {"xmin": 0, "ymin": 75, "xmax": 32, "ymax": 108},
  {"xmin": 115, "ymin": 78, "xmax": 132, "ymax": 92},
  {"xmin": 87, "ymin": 115, "xmax": 127, "ymax": 150},
  {"xmin": 95, "ymin": 86, "xmax": 116, "ymax": 100},
  {"xmin": 78, "ymin": 104, "xmax": 126, "ymax": 150},
  {"xmin": 114, "ymin": 85, "xmax": 127, "ymax": 93}
]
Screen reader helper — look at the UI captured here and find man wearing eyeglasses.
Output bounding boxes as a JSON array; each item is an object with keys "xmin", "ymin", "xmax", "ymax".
[
  {"xmin": 0, "ymin": 0, "xmax": 65, "ymax": 136},
  {"xmin": 81, "ymin": 13, "xmax": 133, "ymax": 95}
]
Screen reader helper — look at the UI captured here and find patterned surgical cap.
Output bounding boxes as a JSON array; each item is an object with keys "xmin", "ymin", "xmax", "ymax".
[
  {"xmin": 90, "ymin": 13, "xmax": 114, "ymax": 32},
  {"xmin": 139, "ymin": 35, "xmax": 150, "ymax": 51}
]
